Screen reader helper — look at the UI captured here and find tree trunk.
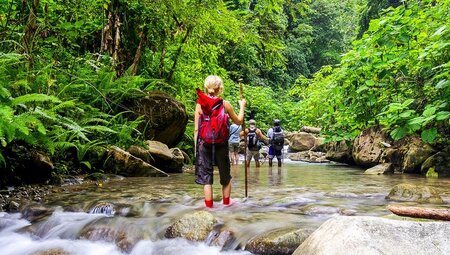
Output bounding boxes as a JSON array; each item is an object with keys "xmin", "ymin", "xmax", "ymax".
[
  {"xmin": 23, "ymin": 0, "xmax": 39, "ymax": 69},
  {"xmin": 130, "ymin": 31, "xmax": 147, "ymax": 76},
  {"xmin": 387, "ymin": 205, "xmax": 450, "ymax": 221},
  {"xmin": 102, "ymin": 0, "xmax": 123, "ymax": 75}
]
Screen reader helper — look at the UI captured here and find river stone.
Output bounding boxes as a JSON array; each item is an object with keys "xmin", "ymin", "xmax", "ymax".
[
  {"xmin": 293, "ymin": 216, "xmax": 450, "ymax": 255},
  {"xmin": 386, "ymin": 183, "xmax": 443, "ymax": 204},
  {"xmin": 144, "ymin": 141, "xmax": 184, "ymax": 173},
  {"xmin": 205, "ymin": 224, "xmax": 237, "ymax": 250},
  {"xmin": 105, "ymin": 146, "xmax": 169, "ymax": 177},
  {"xmin": 352, "ymin": 126, "xmax": 390, "ymax": 167},
  {"xmin": 245, "ymin": 227, "xmax": 314, "ymax": 255},
  {"xmin": 289, "ymin": 151, "xmax": 328, "ymax": 163},
  {"xmin": 79, "ymin": 225, "xmax": 139, "ymax": 252},
  {"xmin": 363, "ymin": 163, "xmax": 394, "ymax": 175},
  {"xmin": 127, "ymin": 145, "xmax": 154, "ymax": 164},
  {"xmin": 33, "ymin": 248, "xmax": 70, "ymax": 255},
  {"xmin": 289, "ymin": 132, "xmax": 317, "ymax": 152},
  {"xmin": 421, "ymin": 150, "xmax": 450, "ymax": 178},
  {"xmin": 165, "ymin": 211, "xmax": 217, "ymax": 241},
  {"xmin": 324, "ymin": 140, "xmax": 354, "ymax": 165}
]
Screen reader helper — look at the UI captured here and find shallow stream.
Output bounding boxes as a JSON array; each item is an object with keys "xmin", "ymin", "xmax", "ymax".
[{"xmin": 1, "ymin": 160, "xmax": 449, "ymax": 255}]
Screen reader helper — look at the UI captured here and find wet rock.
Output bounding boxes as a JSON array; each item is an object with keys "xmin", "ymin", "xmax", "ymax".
[
  {"xmin": 127, "ymin": 145, "xmax": 154, "ymax": 164},
  {"xmin": 246, "ymin": 227, "xmax": 314, "ymax": 255},
  {"xmin": 1, "ymin": 144, "xmax": 54, "ymax": 185},
  {"xmin": 421, "ymin": 149, "xmax": 450, "ymax": 178},
  {"xmin": 364, "ymin": 163, "xmax": 394, "ymax": 175},
  {"xmin": 79, "ymin": 225, "xmax": 138, "ymax": 253},
  {"xmin": 105, "ymin": 146, "xmax": 169, "ymax": 177},
  {"xmin": 33, "ymin": 248, "xmax": 70, "ymax": 255},
  {"xmin": 293, "ymin": 216, "xmax": 450, "ymax": 255},
  {"xmin": 165, "ymin": 211, "xmax": 217, "ymax": 241},
  {"xmin": 7, "ymin": 200, "xmax": 20, "ymax": 212},
  {"xmin": 324, "ymin": 140, "xmax": 354, "ymax": 165},
  {"xmin": 205, "ymin": 224, "xmax": 237, "ymax": 250},
  {"xmin": 352, "ymin": 126, "xmax": 391, "ymax": 167},
  {"xmin": 381, "ymin": 136, "xmax": 435, "ymax": 174},
  {"xmin": 144, "ymin": 141, "xmax": 184, "ymax": 173},
  {"xmin": 386, "ymin": 183, "xmax": 443, "ymax": 204},
  {"xmin": 289, "ymin": 151, "xmax": 328, "ymax": 163},
  {"xmin": 22, "ymin": 204, "xmax": 52, "ymax": 222}
]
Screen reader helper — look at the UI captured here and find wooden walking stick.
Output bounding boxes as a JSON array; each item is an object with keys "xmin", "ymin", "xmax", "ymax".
[{"xmin": 239, "ymin": 78, "xmax": 248, "ymax": 198}]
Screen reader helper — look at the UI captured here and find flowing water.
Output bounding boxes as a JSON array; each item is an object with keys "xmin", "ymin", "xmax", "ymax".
[{"xmin": 1, "ymin": 160, "xmax": 449, "ymax": 255}]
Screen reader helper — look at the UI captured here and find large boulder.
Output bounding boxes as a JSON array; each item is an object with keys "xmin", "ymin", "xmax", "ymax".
[
  {"xmin": 245, "ymin": 227, "xmax": 314, "ymax": 255},
  {"xmin": 1, "ymin": 143, "xmax": 54, "ymax": 187},
  {"xmin": 324, "ymin": 140, "xmax": 354, "ymax": 165},
  {"xmin": 382, "ymin": 136, "xmax": 435, "ymax": 174},
  {"xmin": 352, "ymin": 126, "xmax": 391, "ymax": 167},
  {"xmin": 293, "ymin": 216, "xmax": 450, "ymax": 255},
  {"xmin": 128, "ymin": 91, "xmax": 188, "ymax": 148},
  {"xmin": 420, "ymin": 149, "xmax": 450, "ymax": 178},
  {"xmin": 289, "ymin": 132, "xmax": 316, "ymax": 152},
  {"xmin": 386, "ymin": 183, "xmax": 443, "ymax": 204},
  {"xmin": 165, "ymin": 211, "xmax": 217, "ymax": 241},
  {"xmin": 105, "ymin": 146, "xmax": 169, "ymax": 177}
]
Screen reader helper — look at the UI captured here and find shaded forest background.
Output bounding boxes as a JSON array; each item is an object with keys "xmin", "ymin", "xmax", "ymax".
[{"xmin": 0, "ymin": 0, "xmax": 449, "ymax": 178}]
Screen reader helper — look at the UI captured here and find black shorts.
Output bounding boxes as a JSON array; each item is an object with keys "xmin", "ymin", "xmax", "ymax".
[{"xmin": 195, "ymin": 141, "xmax": 231, "ymax": 186}]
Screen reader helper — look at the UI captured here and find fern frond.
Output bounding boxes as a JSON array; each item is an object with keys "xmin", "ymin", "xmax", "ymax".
[
  {"xmin": 0, "ymin": 85, "xmax": 11, "ymax": 100},
  {"xmin": 60, "ymin": 116, "xmax": 89, "ymax": 142},
  {"xmin": 14, "ymin": 113, "xmax": 47, "ymax": 135},
  {"xmin": 50, "ymin": 99, "xmax": 78, "ymax": 112},
  {"xmin": 85, "ymin": 125, "xmax": 117, "ymax": 134},
  {"xmin": 11, "ymin": 93, "xmax": 62, "ymax": 106},
  {"xmin": 33, "ymin": 108, "xmax": 57, "ymax": 122},
  {"xmin": 81, "ymin": 117, "xmax": 110, "ymax": 125},
  {"xmin": 54, "ymin": 141, "xmax": 77, "ymax": 151}
]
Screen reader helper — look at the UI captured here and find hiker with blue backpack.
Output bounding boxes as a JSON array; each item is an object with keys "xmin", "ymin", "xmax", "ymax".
[
  {"xmin": 194, "ymin": 75, "xmax": 246, "ymax": 208},
  {"xmin": 240, "ymin": 119, "xmax": 268, "ymax": 168},
  {"xmin": 267, "ymin": 119, "xmax": 285, "ymax": 167}
]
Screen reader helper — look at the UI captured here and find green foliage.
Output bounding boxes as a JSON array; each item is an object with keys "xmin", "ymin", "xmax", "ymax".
[{"xmin": 290, "ymin": 0, "xmax": 450, "ymax": 143}]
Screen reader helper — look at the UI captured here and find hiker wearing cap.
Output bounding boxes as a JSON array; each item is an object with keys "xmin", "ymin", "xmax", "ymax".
[
  {"xmin": 194, "ymin": 75, "xmax": 246, "ymax": 208},
  {"xmin": 240, "ymin": 119, "xmax": 268, "ymax": 167},
  {"xmin": 267, "ymin": 119, "xmax": 285, "ymax": 167}
]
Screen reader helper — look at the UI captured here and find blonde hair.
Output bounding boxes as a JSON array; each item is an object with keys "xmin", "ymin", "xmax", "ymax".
[{"xmin": 204, "ymin": 75, "xmax": 224, "ymax": 96}]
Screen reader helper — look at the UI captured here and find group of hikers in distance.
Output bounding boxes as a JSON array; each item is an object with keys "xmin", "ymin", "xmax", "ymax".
[{"xmin": 194, "ymin": 75, "xmax": 285, "ymax": 208}]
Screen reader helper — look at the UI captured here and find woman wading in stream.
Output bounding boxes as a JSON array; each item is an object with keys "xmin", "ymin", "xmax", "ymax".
[{"xmin": 194, "ymin": 75, "xmax": 246, "ymax": 208}]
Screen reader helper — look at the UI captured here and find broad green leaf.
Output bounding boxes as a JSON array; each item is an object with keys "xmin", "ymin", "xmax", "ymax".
[
  {"xmin": 365, "ymin": 80, "xmax": 375, "ymax": 86},
  {"xmin": 421, "ymin": 128, "xmax": 437, "ymax": 143},
  {"xmin": 408, "ymin": 116, "xmax": 425, "ymax": 125},
  {"xmin": 436, "ymin": 111, "xmax": 450, "ymax": 121},
  {"xmin": 423, "ymin": 107, "xmax": 437, "ymax": 117},
  {"xmin": 390, "ymin": 127, "xmax": 408, "ymax": 140}
]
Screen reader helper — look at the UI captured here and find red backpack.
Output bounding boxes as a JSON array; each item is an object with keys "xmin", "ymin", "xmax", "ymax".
[{"xmin": 196, "ymin": 88, "xmax": 229, "ymax": 144}]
